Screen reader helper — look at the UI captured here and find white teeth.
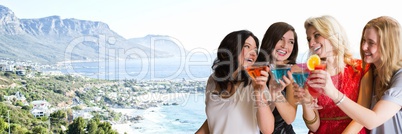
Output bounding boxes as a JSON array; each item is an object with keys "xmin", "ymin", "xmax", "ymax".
[
  {"xmin": 277, "ymin": 50, "xmax": 286, "ymax": 55},
  {"xmin": 364, "ymin": 53, "xmax": 372, "ymax": 56},
  {"xmin": 314, "ymin": 46, "xmax": 321, "ymax": 51},
  {"xmin": 246, "ymin": 59, "xmax": 253, "ymax": 62}
]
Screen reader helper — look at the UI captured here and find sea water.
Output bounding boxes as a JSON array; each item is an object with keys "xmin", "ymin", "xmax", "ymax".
[
  {"xmin": 51, "ymin": 56, "xmax": 308, "ymax": 133},
  {"xmin": 127, "ymin": 93, "xmax": 308, "ymax": 134},
  {"xmin": 55, "ymin": 55, "xmax": 213, "ymax": 81}
]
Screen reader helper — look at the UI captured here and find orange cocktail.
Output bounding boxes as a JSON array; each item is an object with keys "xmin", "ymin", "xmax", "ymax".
[{"xmin": 246, "ymin": 62, "xmax": 268, "ymax": 80}]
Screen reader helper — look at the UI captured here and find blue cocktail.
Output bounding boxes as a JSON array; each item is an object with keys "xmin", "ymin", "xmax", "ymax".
[
  {"xmin": 292, "ymin": 72, "xmax": 309, "ymax": 88},
  {"xmin": 292, "ymin": 63, "xmax": 311, "ymax": 105},
  {"xmin": 270, "ymin": 64, "xmax": 292, "ymax": 83}
]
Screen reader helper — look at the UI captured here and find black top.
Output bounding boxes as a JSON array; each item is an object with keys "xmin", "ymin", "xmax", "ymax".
[
  {"xmin": 261, "ymin": 90, "xmax": 295, "ymax": 134},
  {"xmin": 272, "ymin": 107, "xmax": 295, "ymax": 134}
]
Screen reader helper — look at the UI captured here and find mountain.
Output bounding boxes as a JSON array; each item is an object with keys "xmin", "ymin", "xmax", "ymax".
[
  {"xmin": 128, "ymin": 35, "xmax": 188, "ymax": 57},
  {"xmin": 0, "ymin": 5, "xmax": 178, "ymax": 64}
]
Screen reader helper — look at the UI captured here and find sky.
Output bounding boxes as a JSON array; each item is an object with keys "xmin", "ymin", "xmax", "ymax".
[{"xmin": 1, "ymin": 0, "xmax": 401, "ymax": 58}]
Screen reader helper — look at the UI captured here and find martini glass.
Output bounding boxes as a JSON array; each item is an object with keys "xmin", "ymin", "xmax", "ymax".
[
  {"xmin": 246, "ymin": 62, "xmax": 272, "ymax": 105},
  {"xmin": 269, "ymin": 64, "xmax": 292, "ymax": 87},
  {"xmin": 245, "ymin": 62, "xmax": 269, "ymax": 81},
  {"xmin": 292, "ymin": 63, "xmax": 310, "ymax": 105},
  {"xmin": 268, "ymin": 63, "xmax": 292, "ymax": 102}
]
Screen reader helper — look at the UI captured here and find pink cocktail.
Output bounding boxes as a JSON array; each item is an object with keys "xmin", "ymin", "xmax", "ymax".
[{"xmin": 307, "ymin": 63, "xmax": 326, "ymax": 109}]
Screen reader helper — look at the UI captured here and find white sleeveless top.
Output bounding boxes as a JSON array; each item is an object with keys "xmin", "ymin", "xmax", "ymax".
[{"xmin": 205, "ymin": 76, "xmax": 270, "ymax": 134}]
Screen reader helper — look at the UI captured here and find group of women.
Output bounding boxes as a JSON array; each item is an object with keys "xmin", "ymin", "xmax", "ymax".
[{"xmin": 195, "ymin": 15, "xmax": 402, "ymax": 134}]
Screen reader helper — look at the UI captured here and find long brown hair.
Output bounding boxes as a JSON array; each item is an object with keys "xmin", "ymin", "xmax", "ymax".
[
  {"xmin": 212, "ymin": 30, "xmax": 259, "ymax": 93},
  {"xmin": 360, "ymin": 16, "xmax": 402, "ymax": 100},
  {"xmin": 257, "ymin": 22, "xmax": 298, "ymax": 64}
]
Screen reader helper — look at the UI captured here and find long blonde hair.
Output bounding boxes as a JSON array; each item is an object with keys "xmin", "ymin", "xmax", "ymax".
[
  {"xmin": 304, "ymin": 15, "xmax": 356, "ymax": 71},
  {"xmin": 360, "ymin": 16, "xmax": 402, "ymax": 100}
]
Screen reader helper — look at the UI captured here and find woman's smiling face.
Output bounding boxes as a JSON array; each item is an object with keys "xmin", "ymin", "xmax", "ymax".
[
  {"xmin": 361, "ymin": 27, "xmax": 381, "ymax": 66},
  {"xmin": 239, "ymin": 36, "xmax": 258, "ymax": 68},
  {"xmin": 272, "ymin": 30, "xmax": 295, "ymax": 62},
  {"xmin": 306, "ymin": 26, "xmax": 334, "ymax": 58}
]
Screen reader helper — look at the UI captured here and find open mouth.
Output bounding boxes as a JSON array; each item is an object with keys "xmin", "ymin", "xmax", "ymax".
[
  {"xmin": 364, "ymin": 52, "xmax": 372, "ymax": 57},
  {"xmin": 276, "ymin": 49, "xmax": 287, "ymax": 56},
  {"xmin": 313, "ymin": 46, "xmax": 321, "ymax": 52},
  {"xmin": 246, "ymin": 58, "xmax": 254, "ymax": 63}
]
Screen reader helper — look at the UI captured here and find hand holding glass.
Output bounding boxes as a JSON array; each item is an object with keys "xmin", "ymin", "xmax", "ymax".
[
  {"xmin": 292, "ymin": 63, "xmax": 310, "ymax": 105},
  {"xmin": 269, "ymin": 64, "xmax": 292, "ymax": 90},
  {"xmin": 307, "ymin": 63, "xmax": 326, "ymax": 109},
  {"xmin": 246, "ymin": 62, "xmax": 269, "ymax": 81}
]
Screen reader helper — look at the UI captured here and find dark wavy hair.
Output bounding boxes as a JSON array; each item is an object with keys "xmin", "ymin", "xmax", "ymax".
[
  {"xmin": 257, "ymin": 22, "xmax": 298, "ymax": 64},
  {"xmin": 211, "ymin": 30, "xmax": 259, "ymax": 92}
]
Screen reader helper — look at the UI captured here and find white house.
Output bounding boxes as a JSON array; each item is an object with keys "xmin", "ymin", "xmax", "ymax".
[
  {"xmin": 30, "ymin": 100, "xmax": 50, "ymax": 117},
  {"xmin": 3, "ymin": 92, "xmax": 28, "ymax": 105}
]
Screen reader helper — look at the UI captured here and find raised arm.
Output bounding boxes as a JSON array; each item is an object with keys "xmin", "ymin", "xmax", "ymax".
[
  {"xmin": 254, "ymin": 66, "xmax": 274, "ymax": 133},
  {"xmin": 329, "ymin": 91, "xmax": 400, "ymax": 129},
  {"xmin": 254, "ymin": 88, "xmax": 274, "ymax": 133},
  {"xmin": 314, "ymin": 70, "xmax": 401, "ymax": 129},
  {"xmin": 301, "ymin": 103, "xmax": 320, "ymax": 132},
  {"xmin": 272, "ymin": 71, "xmax": 297, "ymax": 124},
  {"xmin": 293, "ymin": 81, "xmax": 320, "ymax": 132},
  {"xmin": 343, "ymin": 71, "xmax": 372, "ymax": 133}
]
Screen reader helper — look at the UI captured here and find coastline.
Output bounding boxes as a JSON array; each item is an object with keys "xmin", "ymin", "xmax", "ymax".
[{"xmin": 111, "ymin": 92, "xmax": 191, "ymax": 134}]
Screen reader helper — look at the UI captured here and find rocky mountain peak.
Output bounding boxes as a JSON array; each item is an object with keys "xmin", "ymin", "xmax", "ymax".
[
  {"xmin": 0, "ymin": 5, "xmax": 23, "ymax": 35},
  {"xmin": 0, "ymin": 4, "xmax": 177, "ymax": 63},
  {"xmin": 20, "ymin": 15, "xmax": 113, "ymax": 37}
]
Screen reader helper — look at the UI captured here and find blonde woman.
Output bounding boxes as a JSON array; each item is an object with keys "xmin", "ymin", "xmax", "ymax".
[
  {"xmin": 310, "ymin": 16, "xmax": 402, "ymax": 133},
  {"xmin": 296, "ymin": 15, "xmax": 369, "ymax": 133}
]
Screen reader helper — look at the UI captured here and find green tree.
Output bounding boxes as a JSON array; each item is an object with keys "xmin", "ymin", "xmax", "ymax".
[
  {"xmin": 97, "ymin": 122, "xmax": 118, "ymax": 134},
  {"xmin": 0, "ymin": 93, "xmax": 4, "ymax": 102},
  {"xmin": 21, "ymin": 105, "xmax": 32, "ymax": 111},
  {"xmin": 15, "ymin": 100, "xmax": 24, "ymax": 107},
  {"xmin": 97, "ymin": 129, "xmax": 105, "ymax": 134},
  {"xmin": 86, "ymin": 119, "xmax": 98, "ymax": 134},
  {"xmin": 0, "ymin": 118, "xmax": 7, "ymax": 133},
  {"xmin": 32, "ymin": 126, "xmax": 47, "ymax": 134},
  {"xmin": 51, "ymin": 110, "xmax": 67, "ymax": 120},
  {"xmin": 49, "ymin": 110, "xmax": 68, "ymax": 132},
  {"xmin": 10, "ymin": 124, "xmax": 28, "ymax": 134},
  {"xmin": 67, "ymin": 117, "xmax": 85, "ymax": 134}
]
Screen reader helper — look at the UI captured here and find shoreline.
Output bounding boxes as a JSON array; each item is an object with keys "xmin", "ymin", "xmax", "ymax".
[{"xmin": 111, "ymin": 92, "xmax": 195, "ymax": 134}]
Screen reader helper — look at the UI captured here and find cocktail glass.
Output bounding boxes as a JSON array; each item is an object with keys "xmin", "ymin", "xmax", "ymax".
[
  {"xmin": 307, "ymin": 63, "xmax": 326, "ymax": 109},
  {"xmin": 269, "ymin": 64, "xmax": 292, "ymax": 90},
  {"xmin": 246, "ymin": 62, "xmax": 269, "ymax": 81},
  {"xmin": 292, "ymin": 63, "xmax": 309, "ymax": 105}
]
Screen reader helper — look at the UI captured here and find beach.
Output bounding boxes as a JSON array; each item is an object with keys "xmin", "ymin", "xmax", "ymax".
[
  {"xmin": 111, "ymin": 92, "xmax": 193, "ymax": 134},
  {"xmin": 111, "ymin": 92, "xmax": 308, "ymax": 134}
]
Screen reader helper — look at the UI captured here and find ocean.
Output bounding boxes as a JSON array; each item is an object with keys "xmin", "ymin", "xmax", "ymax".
[
  {"xmin": 113, "ymin": 93, "xmax": 308, "ymax": 134},
  {"xmin": 59, "ymin": 54, "xmax": 213, "ymax": 81},
  {"xmin": 54, "ymin": 55, "xmax": 309, "ymax": 133}
]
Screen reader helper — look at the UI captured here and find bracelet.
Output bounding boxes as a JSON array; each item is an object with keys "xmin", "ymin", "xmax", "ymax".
[
  {"xmin": 303, "ymin": 110, "xmax": 318, "ymax": 125},
  {"xmin": 335, "ymin": 93, "xmax": 346, "ymax": 105}
]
